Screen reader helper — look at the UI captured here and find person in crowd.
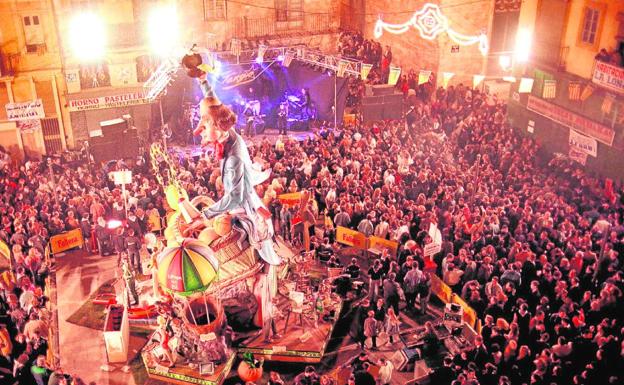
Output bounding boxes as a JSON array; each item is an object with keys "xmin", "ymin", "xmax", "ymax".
[
  {"xmin": 377, "ymin": 357, "xmax": 394, "ymax": 385},
  {"xmin": 385, "ymin": 307, "xmax": 401, "ymax": 344},
  {"xmin": 294, "ymin": 365, "xmax": 320, "ymax": 385},
  {"xmin": 363, "ymin": 310, "xmax": 379, "ymax": 351}
]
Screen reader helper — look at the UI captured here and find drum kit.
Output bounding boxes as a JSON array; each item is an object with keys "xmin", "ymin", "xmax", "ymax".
[{"xmin": 284, "ymin": 95, "xmax": 316, "ymax": 121}]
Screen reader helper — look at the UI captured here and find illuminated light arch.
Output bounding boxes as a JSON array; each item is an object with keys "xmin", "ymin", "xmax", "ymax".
[{"xmin": 374, "ymin": 3, "xmax": 489, "ymax": 56}]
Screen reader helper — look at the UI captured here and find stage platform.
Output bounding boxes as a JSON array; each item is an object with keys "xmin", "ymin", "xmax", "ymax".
[
  {"xmin": 234, "ymin": 297, "xmax": 343, "ymax": 363},
  {"xmin": 141, "ymin": 341, "xmax": 236, "ymax": 385}
]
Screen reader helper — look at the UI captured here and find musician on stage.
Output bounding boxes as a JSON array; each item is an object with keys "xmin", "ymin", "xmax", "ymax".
[
  {"xmin": 243, "ymin": 101, "xmax": 258, "ymax": 137},
  {"xmin": 277, "ymin": 102, "xmax": 288, "ymax": 135}
]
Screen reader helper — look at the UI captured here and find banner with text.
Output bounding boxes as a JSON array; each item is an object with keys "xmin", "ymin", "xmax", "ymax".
[
  {"xmin": 569, "ymin": 129, "xmax": 598, "ymax": 157},
  {"xmin": 49, "ymin": 229, "xmax": 84, "ymax": 254},
  {"xmin": 5, "ymin": 99, "xmax": 45, "ymax": 121},
  {"xmin": 527, "ymin": 95, "xmax": 615, "ymax": 146},
  {"xmin": 68, "ymin": 91, "xmax": 150, "ymax": 112},
  {"xmin": 336, "ymin": 226, "xmax": 368, "ymax": 249},
  {"xmin": 368, "ymin": 236, "xmax": 398, "ymax": 255},
  {"xmin": 569, "ymin": 147, "xmax": 588, "ymax": 165},
  {"xmin": 278, "ymin": 192, "xmax": 302, "ymax": 207},
  {"xmin": 592, "ymin": 60, "xmax": 624, "ymax": 94}
]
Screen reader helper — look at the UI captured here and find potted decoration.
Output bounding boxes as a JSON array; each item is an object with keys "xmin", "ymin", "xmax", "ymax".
[{"xmin": 237, "ymin": 352, "xmax": 263, "ymax": 382}]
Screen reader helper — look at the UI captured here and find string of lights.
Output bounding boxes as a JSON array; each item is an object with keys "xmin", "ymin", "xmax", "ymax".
[{"xmin": 222, "ymin": 0, "xmax": 496, "ymax": 17}]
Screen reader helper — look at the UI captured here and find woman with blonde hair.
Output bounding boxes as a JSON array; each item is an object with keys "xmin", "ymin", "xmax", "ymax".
[{"xmin": 385, "ymin": 307, "xmax": 401, "ymax": 344}]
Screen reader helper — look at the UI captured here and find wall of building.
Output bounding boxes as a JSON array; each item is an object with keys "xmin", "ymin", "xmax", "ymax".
[
  {"xmin": 362, "ymin": 0, "xmax": 492, "ymax": 86},
  {"xmin": 438, "ymin": 0, "xmax": 493, "ymax": 86},
  {"xmin": 363, "ymin": 0, "xmax": 441, "ymax": 70},
  {"xmin": 0, "ymin": 0, "xmax": 66, "ymax": 158},
  {"xmin": 507, "ymin": 0, "xmax": 624, "ymax": 181}
]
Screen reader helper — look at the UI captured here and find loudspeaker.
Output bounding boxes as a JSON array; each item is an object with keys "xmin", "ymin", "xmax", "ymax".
[
  {"xmin": 91, "ymin": 141, "xmax": 119, "ymax": 163},
  {"xmin": 372, "ymin": 84, "xmax": 397, "ymax": 96},
  {"xmin": 121, "ymin": 130, "xmax": 139, "ymax": 158},
  {"xmin": 100, "ymin": 118, "xmax": 127, "ymax": 138},
  {"xmin": 361, "ymin": 94, "xmax": 403, "ymax": 122}
]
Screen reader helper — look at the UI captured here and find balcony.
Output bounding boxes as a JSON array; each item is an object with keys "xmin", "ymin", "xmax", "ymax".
[
  {"xmin": 231, "ymin": 14, "xmax": 333, "ymax": 39},
  {"xmin": 532, "ymin": 43, "xmax": 569, "ymax": 72}
]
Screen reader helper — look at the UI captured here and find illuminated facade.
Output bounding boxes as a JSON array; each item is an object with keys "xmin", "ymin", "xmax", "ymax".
[
  {"xmin": 1, "ymin": 0, "xmax": 343, "ymax": 157},
  {"xmin": 507, "ymin": 0, "xmax": 624, "ymax": 179}
]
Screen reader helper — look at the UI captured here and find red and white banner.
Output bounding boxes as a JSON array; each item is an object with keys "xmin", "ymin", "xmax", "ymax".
[
  {"xmin": 68, "ymin": 91, "xmax": 150, "ymax": 112},
  {"xmin": 592, "ymin": 61, "xmax": 624, "ymax": 95},
  {"xmin": 527, "ymin": 95, "xmax": 615, "ymax": 146},
  {"xmin": 569, "ymin": 147, "xmax": 587, "ymax": 166},
  {"xmin": 569, "ymin": 129, "xmax": 597, "ymax": 157}
]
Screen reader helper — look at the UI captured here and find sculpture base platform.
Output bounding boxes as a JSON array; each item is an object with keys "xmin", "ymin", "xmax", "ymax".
[
  {"xmin": 141, "ymin": 344, "xmax": 236, "ymax": 385},
  {"xmin": 234, "ymin": 298, "xmax": 343, "ymax": 363}
]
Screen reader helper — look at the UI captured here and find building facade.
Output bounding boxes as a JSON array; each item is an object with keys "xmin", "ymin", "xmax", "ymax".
[
  {"xmin": 1, "ymin": 0, "xmax": 345, "ymax": 159},
  {"xmin": 0, "ymin": 0, "xmax": 67, "ymax": 161},
  {"xmin": 362, "ymin": 0, "xmax": 495, "ymax": 86},
  {"xmin": 507, "ymin": 0, "xmax": 624, "ymax": 180}
]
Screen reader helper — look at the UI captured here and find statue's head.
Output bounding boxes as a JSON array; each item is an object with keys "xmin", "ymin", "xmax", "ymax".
[{"xmin": 194, "ymin": 96, "xmax": 237, "ymax": 146}]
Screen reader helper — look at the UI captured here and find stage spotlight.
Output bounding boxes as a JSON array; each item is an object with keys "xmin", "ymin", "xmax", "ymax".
[
  {"xmin": 255, "ymin": 56, "xmax": 263, "ymax": 64},
  {"xmin": 213, "ymin": 59, "xmax": 222, "ymax": 76},
  {"xmin": 277, "ymin": 55, "xmax": 285, "ymax": 62},
  {"xmin": 69, "ymin": 13, "xmax": 106, "ymax": 61},
  {"xmin": 148, "ymin": 5, "xmax": 179, "ymax": 56}
]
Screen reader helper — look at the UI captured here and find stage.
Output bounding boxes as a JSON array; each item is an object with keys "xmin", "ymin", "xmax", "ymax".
[
  {"xmin": 141, "ymin": 341, "xmax": 236, "ymax": 385},
  {"xmin": 234, "ymin": 297, "xmax": 343, "ymax": 363}
]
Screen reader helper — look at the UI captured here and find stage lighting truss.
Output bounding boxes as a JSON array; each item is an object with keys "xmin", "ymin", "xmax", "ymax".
[{"xmin": 144, "ymin": 57, "xmax": 180, "ymax": 101}]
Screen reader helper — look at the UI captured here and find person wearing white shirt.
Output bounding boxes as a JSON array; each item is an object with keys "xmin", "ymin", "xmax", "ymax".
[
  {"xmin": 374, "ymin": 217, "xmax": 389, "ymax": 239},
  {"xmin": 377, "ymin": 357, "xmax": 394, "ymax": 385}
]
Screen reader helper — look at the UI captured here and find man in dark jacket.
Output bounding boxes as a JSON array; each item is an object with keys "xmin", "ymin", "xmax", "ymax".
[{"xmin": 125, "ymin": 228, "xmax": 142, "ymax": 275}]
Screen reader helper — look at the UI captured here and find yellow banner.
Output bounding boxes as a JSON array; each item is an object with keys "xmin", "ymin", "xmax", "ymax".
[
  {"xmin": 0, "ymin": 239, "xmax": 10, "ymax": 260},
  {"xmin": 368, "ymin": 236, "xmax": 398, "ymax": 255},
  {"xmin": 388, "ymin": 67, "xmax": 401, "ymax": 86},
  {"xmin": 430, "ymin": 274, "xmax": 452, "ymax": 304},
  {"xmin": 336, "ymin": 226, "xmax": 368, "ymax": 249},
  {"xmin": 50, "ymin": 229, "xmax": 84, "ymax": 254},
  {"xmin": 278, "ymin": 192, "xmax": 302, "ymax": 207},
  {"xmin": 451, "ymin": 293, "xmax": 478, "ymax": 328}
]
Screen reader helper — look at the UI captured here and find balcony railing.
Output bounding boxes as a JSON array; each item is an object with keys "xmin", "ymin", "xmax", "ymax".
[
  {"xmin": 533, "ymin": 43, "xmax": 569, "ymax": 72},
  {"xmin": 231, "ymin": 14, "xmax": 333, "ymax": 39}
]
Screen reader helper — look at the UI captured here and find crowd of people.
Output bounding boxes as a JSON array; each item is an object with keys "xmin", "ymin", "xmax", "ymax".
[
  {"xmin": 0, "ymin": 150, "xmax": 169, "ymax": 385},
  {"xmin": 247, "ymin": 80, "xmax": 623, "ymax": 384}
]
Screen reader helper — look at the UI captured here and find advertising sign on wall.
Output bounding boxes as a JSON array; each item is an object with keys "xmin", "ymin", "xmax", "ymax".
[
  {"xmin": 569, "ymin": 129, "xmax": 598, "ymax": 157},
  {"xmin": 5, "ymin": 99, "xmax": 44, "ymax": 121},
  {"xmin": 68, "ymin": 91, "xmax": 150, "ymax": 112},
  {"xmin": 527, "ymin": 95, "xmax": 615, "ymax": 146},
  {"xmin": 592, "ymin": 60, "xmax": 624, "ymax": 94}
]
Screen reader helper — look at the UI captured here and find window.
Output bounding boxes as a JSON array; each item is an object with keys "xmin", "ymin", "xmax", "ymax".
[
  {"xmin": 22, "ymin": 14, "xmax": 45, "ymax": 51},
  {"xmin": 275, "ymin": 0, "xmax": 302, "ymax": 22},
  {"xmin": 580, "ymin": 6, "xmax": 600, "ymax": 45},
  {"xmin": 204, "ymin": 0, "xmax": 226, "ymax": 20}
]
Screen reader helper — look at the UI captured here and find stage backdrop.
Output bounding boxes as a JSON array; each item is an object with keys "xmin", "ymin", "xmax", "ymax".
[{"xmin": 278, "ymin": 62, "xmax": 349, "ymax": 123}]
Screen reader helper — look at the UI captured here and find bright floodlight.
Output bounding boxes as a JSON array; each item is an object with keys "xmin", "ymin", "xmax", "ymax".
[
  {"xmin": 499, "ymin": 55, "xmax": 511, "ymax": 70},
  {"xmin": 148, "ymin": 6, "xmax": 179, "ymax": 56},
  {"xmin": 69, "ymin": 13, "xmax": 106, "ymax": 61},
  {"xmin": 514, "ymin": 28, "xmax": 532, "ymax": 63}
]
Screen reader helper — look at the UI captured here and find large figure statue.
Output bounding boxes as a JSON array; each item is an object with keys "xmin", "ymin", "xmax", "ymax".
[{"xmin": 193, "ymin": 76, "xmax": 281, "ymax": 267}]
